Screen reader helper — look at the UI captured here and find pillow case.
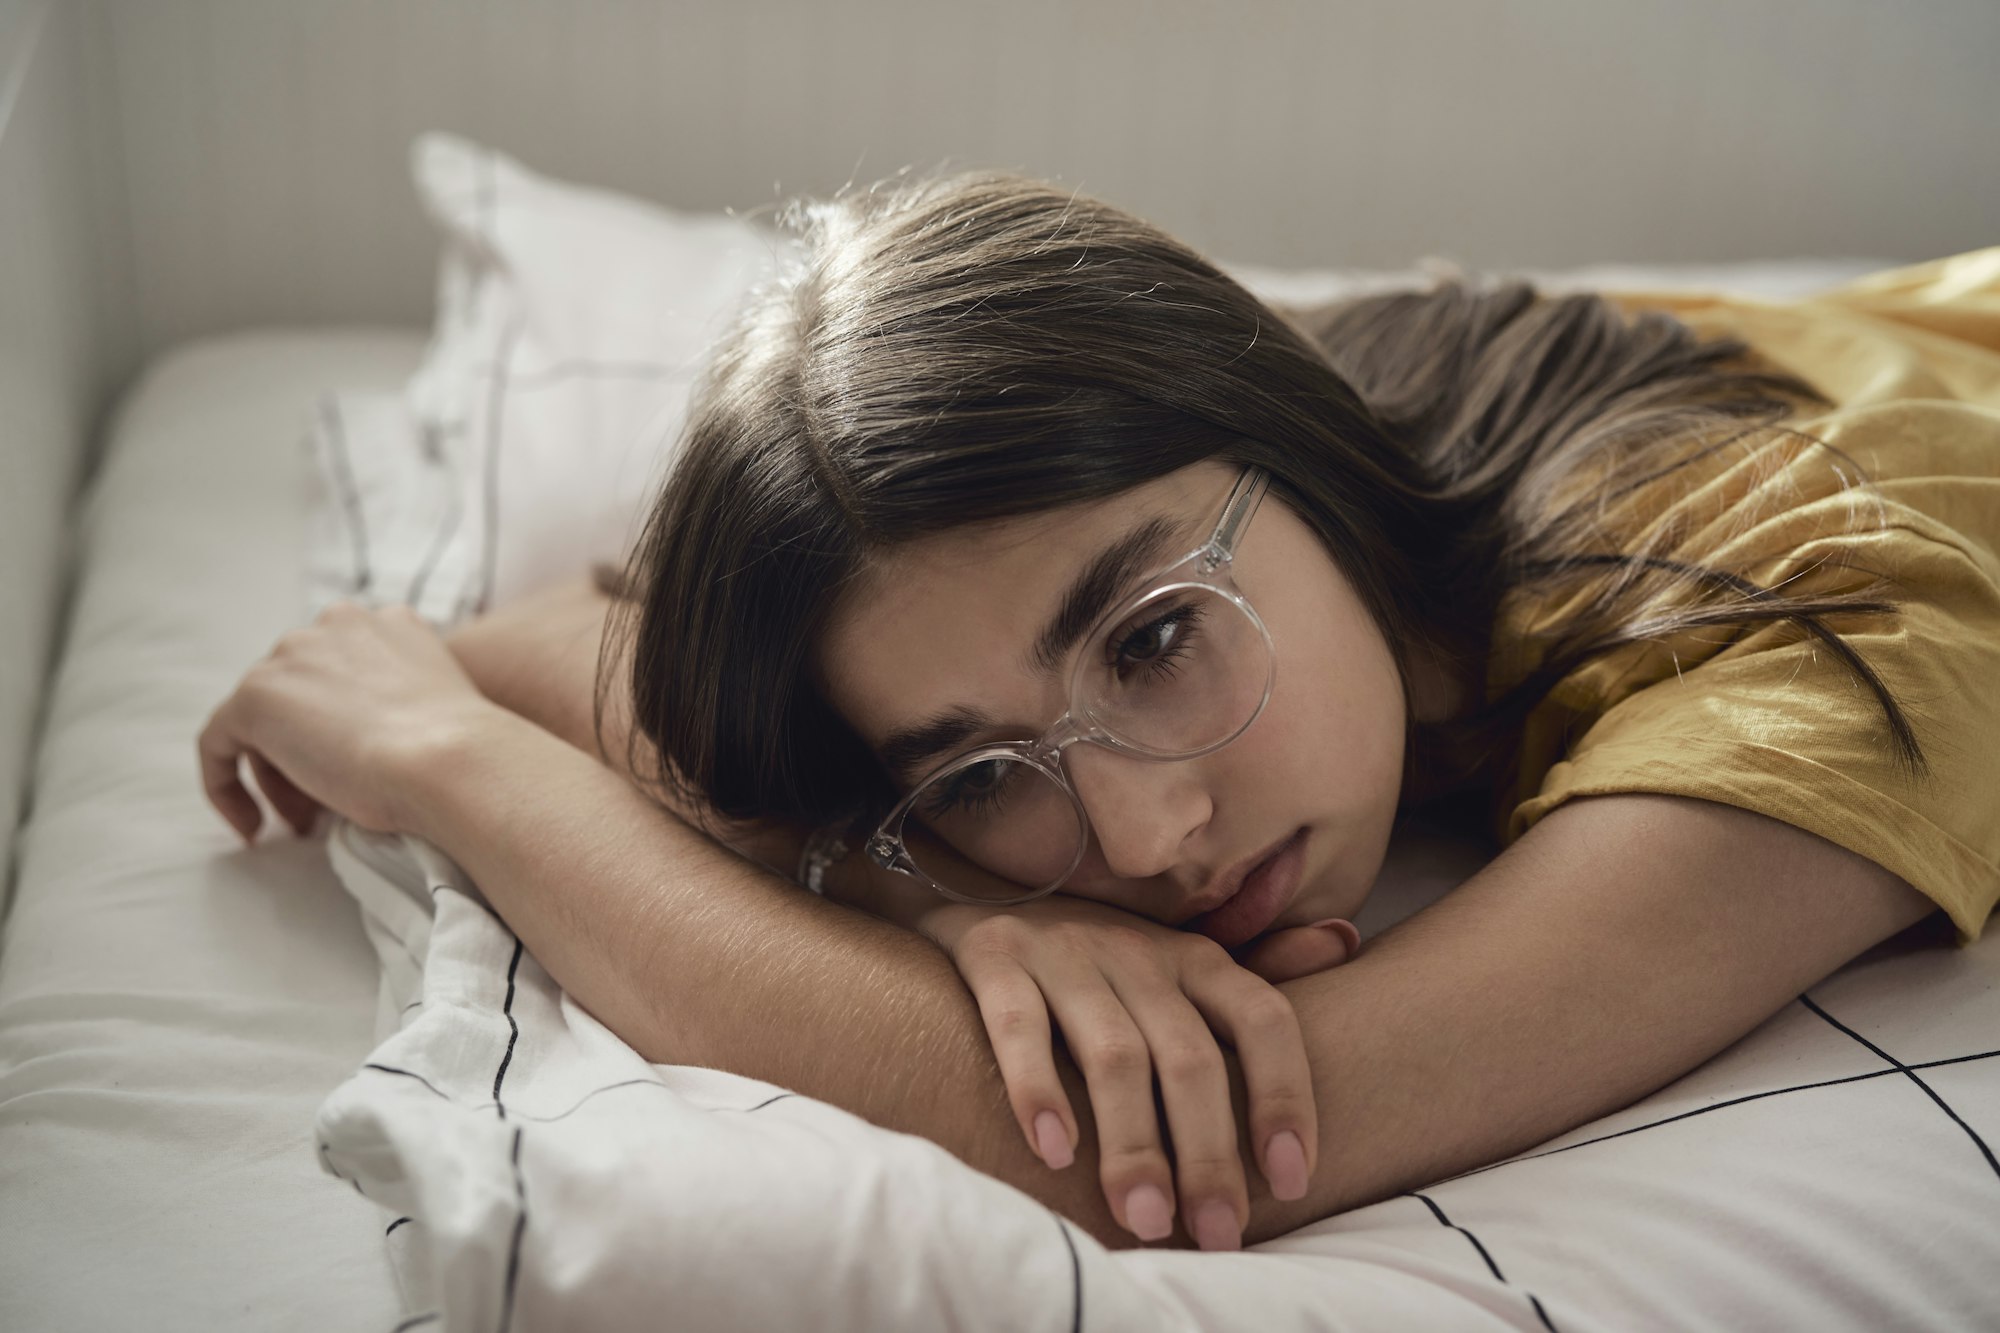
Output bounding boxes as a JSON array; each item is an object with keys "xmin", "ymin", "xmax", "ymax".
[{"xmin": 305, "ymin": 132, "xmax": 783, "ymax": 626}]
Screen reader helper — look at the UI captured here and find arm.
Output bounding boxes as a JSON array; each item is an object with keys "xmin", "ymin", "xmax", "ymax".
[
  {"xmin": 443, "ymin": 572, "xmax": 809, "ymax": 880},
  {"xmin": 391, "ymin": 705, "xmax": 1936, "ymax": 1250}
]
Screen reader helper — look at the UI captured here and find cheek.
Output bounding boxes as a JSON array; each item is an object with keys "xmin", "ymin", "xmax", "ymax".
[{"xmin": 1237, "ymin": 620, "xmax": 1406, "ymax": 810}]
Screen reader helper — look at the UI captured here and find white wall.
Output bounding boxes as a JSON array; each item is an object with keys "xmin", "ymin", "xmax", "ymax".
[
  {"xmin": 0, "ymin": 0, "xmax": 130, "ymax": 908},
  {"xmin": 78, "ymin": 0, "xmax": 2000, "ymax": 393}
]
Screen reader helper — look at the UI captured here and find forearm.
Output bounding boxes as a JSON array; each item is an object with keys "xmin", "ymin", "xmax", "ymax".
[
  {"xmin": 442, "ymin": 574, "xmax": 811, "ymax": 881},
  {"xmin": 397, "ymin": 710, "xmax": 1136, "ymax": 1247},
  {"xmin": 397, "ymin": 710, "xmax": 1932, "ymax": 1253},
  {"xmin": 444, "ymin": 573, "xmax": 626, "ymax": 764}
]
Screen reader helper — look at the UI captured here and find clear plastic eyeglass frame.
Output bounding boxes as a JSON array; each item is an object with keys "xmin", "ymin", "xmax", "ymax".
[{"xmin": 863, "ymin": 465, "xmax": 1276, "ymax": 907}]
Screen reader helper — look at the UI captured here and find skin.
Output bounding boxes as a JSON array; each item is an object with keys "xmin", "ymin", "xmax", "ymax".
[{"xmin": 817, "ymin": 458, "xmax": 1471, "ymax": 939}]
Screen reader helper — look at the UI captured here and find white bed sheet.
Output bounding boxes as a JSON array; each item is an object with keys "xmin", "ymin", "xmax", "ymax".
[
  {"xmin": 4, "ymin": 291, "xmax": 1998, "ymax": 1331},
  {"xmin": 0, "ymin": 329, "xmax": 427, "ymax": 1332}
]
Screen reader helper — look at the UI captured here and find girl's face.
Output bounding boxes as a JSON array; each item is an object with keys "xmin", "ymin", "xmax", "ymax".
[{"xmin": 818, "ymin": 460, "xmax": 1449, "ymax": 947}]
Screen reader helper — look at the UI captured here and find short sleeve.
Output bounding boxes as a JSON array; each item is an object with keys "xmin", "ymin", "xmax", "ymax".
[{"xmin": 1505, "ymin": 519, "xmax": 2000, "ymax": 943}]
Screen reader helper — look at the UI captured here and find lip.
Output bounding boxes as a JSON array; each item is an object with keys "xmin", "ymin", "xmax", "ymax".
[{"xmin": 1186, "ymin": 827, "xmax": 1308, "ymax": 950}]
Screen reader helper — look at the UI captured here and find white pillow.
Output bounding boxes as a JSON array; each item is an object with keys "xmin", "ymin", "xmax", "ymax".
[{"xmin": 305, "ymin": 132, "xmax": 785, "ymax": 626}]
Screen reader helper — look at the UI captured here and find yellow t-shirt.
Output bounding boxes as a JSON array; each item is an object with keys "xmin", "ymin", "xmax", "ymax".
[{"xmin": 1487, "ymin": 246, "xmax": 2000, "ymax": 943}]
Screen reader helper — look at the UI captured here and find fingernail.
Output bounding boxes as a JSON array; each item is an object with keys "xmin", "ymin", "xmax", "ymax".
[
  {"xmin": 1123, "ymin": 1184, "xmax": 1173, "ymax": 1241},
  {"xmin": 1265, "ymin": 1129, "xmax": 1308, "ymax": 1200},
  {"xmin": 1034, "ymin": 1110, "xmax": 1072, "ymax": 1169},
  {"xmin": 1193, "ymin": 1199, "xmax": 1241, "ymax": 1252}
]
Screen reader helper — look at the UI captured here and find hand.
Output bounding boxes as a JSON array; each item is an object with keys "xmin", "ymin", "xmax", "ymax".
[
  {"xmin": 915, "ymin": 889, "xmax": 1358, "ymax": 1251},
  {"xmin": 198, "ymin": 601, "xmax": 503, "ymax": 843}
]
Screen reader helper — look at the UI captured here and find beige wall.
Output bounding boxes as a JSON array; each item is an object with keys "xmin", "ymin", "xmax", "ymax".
[{"xmin": 75, "ymin": 0, "xmax": 2000, "ymax": 392}]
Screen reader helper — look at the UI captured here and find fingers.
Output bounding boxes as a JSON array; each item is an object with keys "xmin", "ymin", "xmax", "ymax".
[
  {"xmin": 1030, "ymin": 955, "xmax": 1189, "ymax": 1246},
  {"xmin": 955, "ymin": 950, "xmax": 1077, "ymax": 1171},
  {"xmin": 1183, "ymin": 960, "xmax": 1318, "ymax": 1212},
  {"xmin": 965, "ymin": 942, "xmax": 1180, "ymax": 1242},
  {"xmin": 1100, "ymin": 964, "xmax": 1251, "ymax": 1252},
  {"xmin": 197, "ymin": 698, "xmax": 261, "ymax": 844},
  {"xmin": 248, "ymin": 751, "xmax": 322, "ymax": 838}
]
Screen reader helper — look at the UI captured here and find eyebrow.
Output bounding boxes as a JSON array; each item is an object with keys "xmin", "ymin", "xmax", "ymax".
[{"xmin": 875, "ymin": 513, "xmax": 1186, "ymax": 783}]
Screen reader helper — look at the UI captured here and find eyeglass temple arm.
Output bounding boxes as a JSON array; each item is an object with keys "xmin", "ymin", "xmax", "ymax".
[{"xmin": 1203, "ymin": 467, "xmax": 1270, "ymax": 571}]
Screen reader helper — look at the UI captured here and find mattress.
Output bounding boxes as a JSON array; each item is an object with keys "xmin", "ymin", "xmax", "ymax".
[
  {"xmin": 0, "ymin": 330, "xmax": 425, "ymax": 1331},
  {"xmin": 3, "ymin": 292, "xmax": 1997, "ymax": 1330}
]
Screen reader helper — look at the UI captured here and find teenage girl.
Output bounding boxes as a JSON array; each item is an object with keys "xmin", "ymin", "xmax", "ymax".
[{"xmin": 199, "ymin": 172, "xmax": 2000, "ymax": 1254}]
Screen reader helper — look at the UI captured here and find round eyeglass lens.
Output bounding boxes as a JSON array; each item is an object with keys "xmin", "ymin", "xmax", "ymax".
[
  {"xmin": 904, "ymin": 586, "xmax": 1270, "ymax": 901},
  {"xmin": 1076, "ymin": 583, "xmax": 1272, "ymax": 756},
  {"xmin": 906, "ymin": 754, "xmax": 1087, "ymax": 901}
]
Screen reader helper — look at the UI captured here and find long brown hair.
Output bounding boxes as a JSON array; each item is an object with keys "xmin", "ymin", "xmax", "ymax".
[{"xmin": 593, "ymin": 170, "xmax": 1929, "ymax": 842}]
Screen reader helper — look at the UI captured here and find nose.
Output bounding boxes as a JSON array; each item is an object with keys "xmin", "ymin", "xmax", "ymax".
[{"xmin": 1063, "ymin": 744, "xmax": 1213, "ymax": 882}]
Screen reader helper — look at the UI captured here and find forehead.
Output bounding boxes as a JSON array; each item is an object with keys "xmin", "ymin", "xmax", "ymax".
[{"xmin": 816, "ymin": 462, "xmax": 1231, "ymax": 750}]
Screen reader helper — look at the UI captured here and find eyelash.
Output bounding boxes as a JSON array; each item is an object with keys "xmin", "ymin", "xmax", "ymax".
[
  {"xmin": 1109, "ymin": 599, "xmax": 1205, "ymax": 682},
  {"xmin": 917, "ymin": 601, "xmax": 1207, "ymax": 820}
]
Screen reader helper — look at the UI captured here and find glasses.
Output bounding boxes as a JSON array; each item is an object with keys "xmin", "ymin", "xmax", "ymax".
[{"xmin": 863, "ymin": 466, "xmax": 1275, "ymax": 906}]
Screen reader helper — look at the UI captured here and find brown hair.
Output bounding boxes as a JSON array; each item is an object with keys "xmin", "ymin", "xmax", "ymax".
[{"xmin": 593, "ymin": 169, "xmax": 1928, "ymax": 839}]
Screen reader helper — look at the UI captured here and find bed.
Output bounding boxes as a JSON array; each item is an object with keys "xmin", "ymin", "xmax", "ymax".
[
  {"xmin": 4, "ymin": 150, "xmax": 1997, "ymax": 1330},
  {"xmin": 5, "ymin": 4, "xmax": 1999, "ymax": 1330}
]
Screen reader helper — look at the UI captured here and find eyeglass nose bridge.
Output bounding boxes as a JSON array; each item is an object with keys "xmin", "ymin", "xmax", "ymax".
[{"xmin": 1023, "ymin": 709, "xmax": 1117, "ymax": 771}]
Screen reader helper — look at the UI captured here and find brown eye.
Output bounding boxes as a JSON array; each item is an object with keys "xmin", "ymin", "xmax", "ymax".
[{"xmin": 1111, "ymin": 602, "xmax": 1204, "ymax": 679}]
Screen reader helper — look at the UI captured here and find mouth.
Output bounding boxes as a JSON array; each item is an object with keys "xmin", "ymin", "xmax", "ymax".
[{"xmin": 1186, "ymin": 827, "xmax": 1309, "ymax": 950}]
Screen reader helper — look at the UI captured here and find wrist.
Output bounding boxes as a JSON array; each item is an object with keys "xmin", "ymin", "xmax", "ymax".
[{"xmin": 383, "ymin": 701, "xmax": 545, "ymax": 843}]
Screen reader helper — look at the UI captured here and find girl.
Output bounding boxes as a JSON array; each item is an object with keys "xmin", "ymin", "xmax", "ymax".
[{"xmin": 199, "ymin": 172, "xmax": 1999, "ymax": 1255}]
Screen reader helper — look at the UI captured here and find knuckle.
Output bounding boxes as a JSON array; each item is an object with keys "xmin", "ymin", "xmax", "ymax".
[
  {"xmin": 1239, "ymin": 991, "xmax": 1301, "ymax": 1038},
  {"xmin": 1083, "ymin": 1036, "xmax": 1151, "ymax": 1079},
  {"xmin": 984, "ymin": 1005, "xmax": 1041, "ymax": 1042},
  {"xmin": 1053, "ymin": 920, "xmax": 1145, "ymax": 956},
  {"xmin": 1157, "ymin": 1039, "xmax": 1223, "ymax": 1083},
  {"xmin": 1172, "ymin": 1148, "xmax": 1243, "ymax": 1182},
  {"xmin": 1249, "ymin": 1086, "xmax": 1313, "ymax": 1121},
  {"xmin": 1097, "ymin": 1145, "xmax": 1166, "ymax": 1183},
  {"xmin": 963, "ymin": 915, "xmax": 1030, "ymax": 954},
  {"xmin": 1094, "ymin": 923, "xmax": 1156, "ymax": 958}
]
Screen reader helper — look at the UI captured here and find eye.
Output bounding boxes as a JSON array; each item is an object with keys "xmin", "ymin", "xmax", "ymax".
[
  {"xmin": 919, "ymin": 758, "xmax": 1018, "ymax": 818},
  {"xmin": 1110, "ymin": 601, "xmax": 1205, "ymax": 679}
]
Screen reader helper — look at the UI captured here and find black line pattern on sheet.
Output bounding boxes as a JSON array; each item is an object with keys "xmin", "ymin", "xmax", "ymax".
[
  {"xmin": 390, "ymin": 1314, "xmax": 439, "ymax": 1332},
  {"xmin": 494, "ymin": 937, "xmax": 525, "ymax": 1119},
  {"xmin": 1053, "ymin": 1216, "xmax": 1083, "ymax": 1333},
  {"xmin": 499, "ymin": 1125, "xmax": 528, "ymax": 1333},
  {"xmin": 1800, "ymin": 994, "xmax": 2000, "ymax": 1181},
  {"xmin": 1410, "ymin": 1192, "xmax": 1558, "ymax": 1332},
  {"xmin": 358, "ymin": 1064, "xmax": 799, "ymax": 1123},
  {"xmin": 404, "ymin": 432, "xmax": 465, "ymax": 612},
  {"xmin": 320, "ymin": 395, "xmax": 373, "ymax": 595},
  {"xmin": 363, "ymin": 1062, "xmax": 458, "ymax": 1102},
  {"xmin": 385, "ymin": 1216, "xmax": 413, "ymax": 1236},
  {"xmin": 1443, "ymin": 1046, "xmax": 2000, "ymax": 1184}
]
